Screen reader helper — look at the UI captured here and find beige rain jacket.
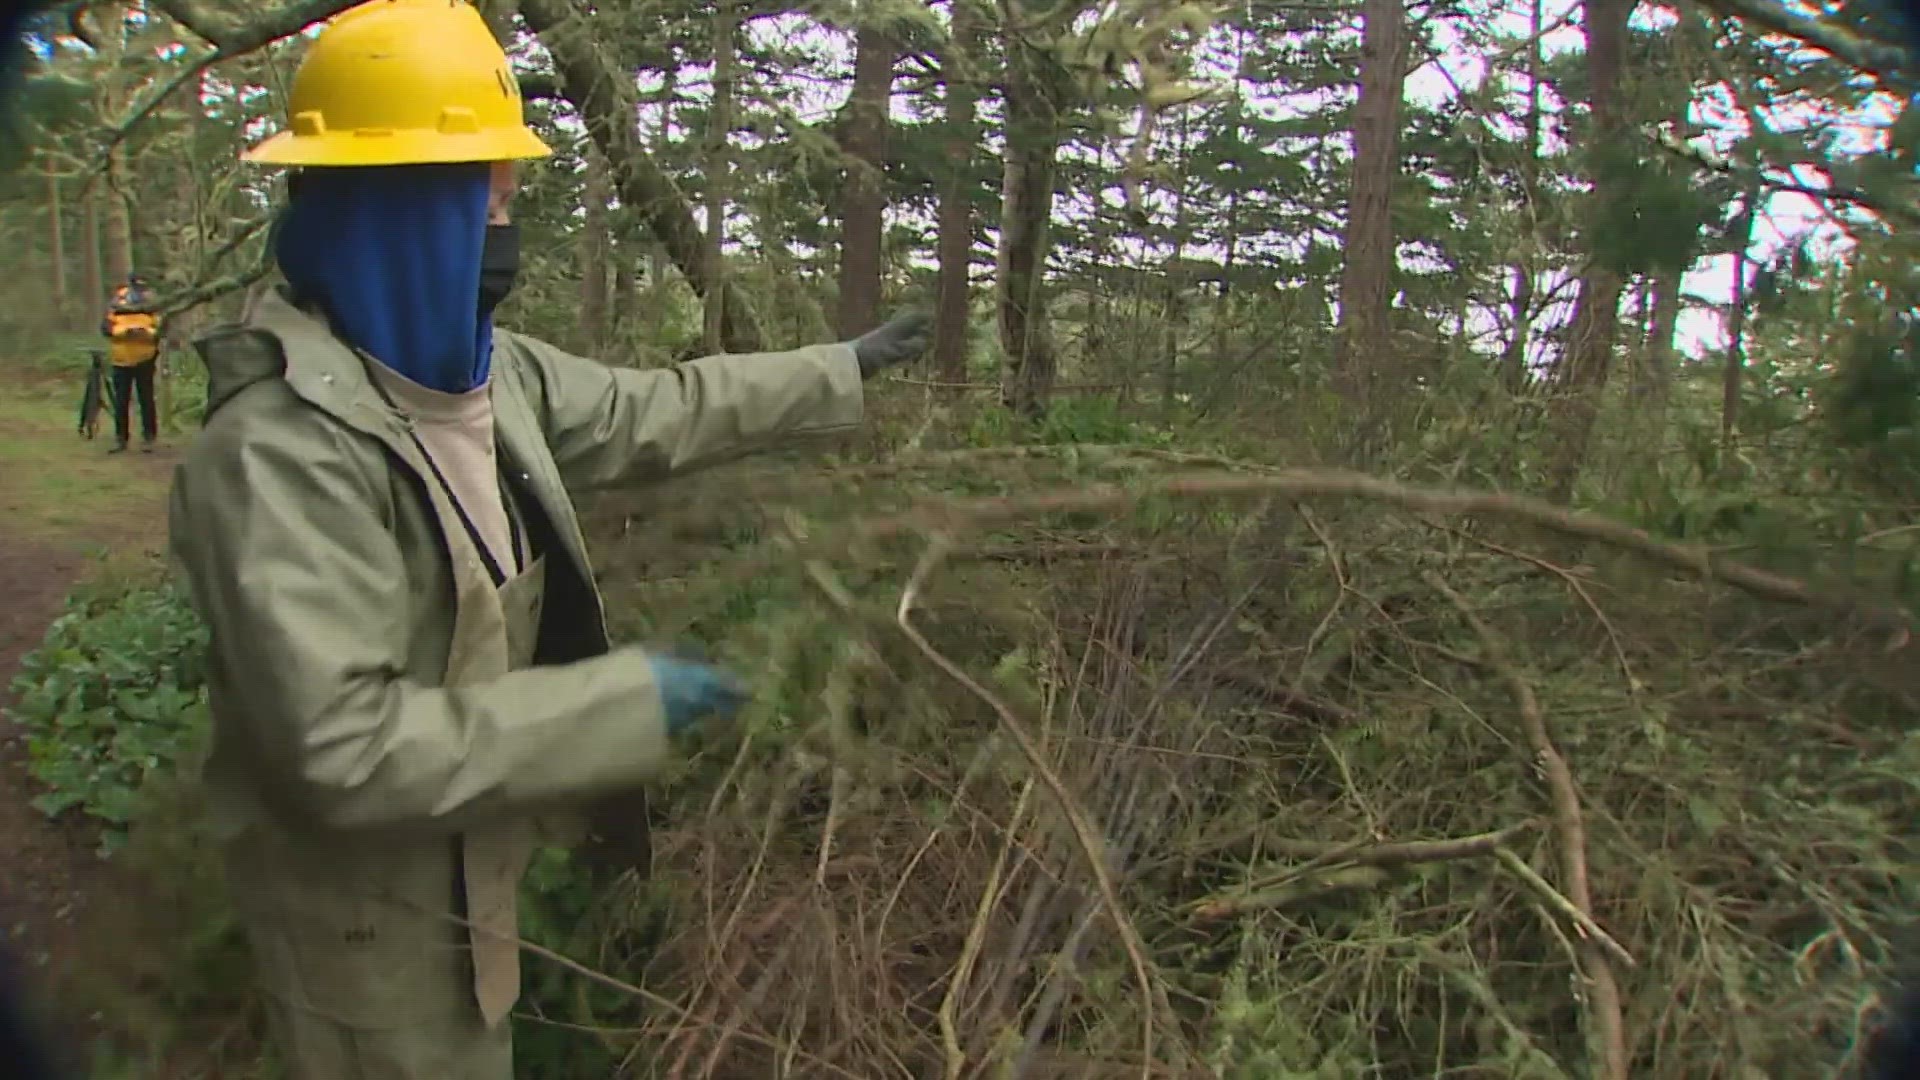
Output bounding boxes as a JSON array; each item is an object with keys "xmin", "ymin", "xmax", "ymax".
[{"xmin": 168, "ymin": 287, "xmax": 862, "ymax": 1078}]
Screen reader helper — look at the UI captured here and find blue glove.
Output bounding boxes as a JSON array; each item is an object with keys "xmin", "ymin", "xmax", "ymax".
[{"xmin": 646, "ymin": 653, "xmax": 748, "ymax": 737}]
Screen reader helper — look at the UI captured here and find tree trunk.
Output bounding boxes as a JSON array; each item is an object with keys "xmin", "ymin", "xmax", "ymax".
[
  {"xmin": 579, "ymin": 144, "xmax": 612, "ymax": 354},
  {"xmin": 1500, "ymin": 0, "xmax": 1545, "ymax": 393},
  {"xmin": 1332, "ymin": 0, "xmax": 1410, "ymax": 449},
  {"xmin": 46, "ymin": 159, "xmax": 67, "ymax": 327},
  {"xmin": 1638, "ymin": 264, "xmax": 1681, "ymax": 417},
  {"xmin": 1160, "ymin": 109, "xmax": 1194, "ymax": 421},
  {"xmin": 104, "ymin": 151, "xmax": 134, "ymax": 287},
  {"xmin": 932, "ymin": 0, "xmax": 982, "ymax": 385},
  {"xmin": 835, "ymin": 11, "xmax": 894, "ymax": 339},
  {"xmin": 996, "ymin": 35, "xmax": 1065, "ymax": 418},
  {"xmin": 1500, "ymin": 266, "xmax": 1536, "ymax": 391},
  {"xmin": 1544, "ymin": 0, "xmax": 1632, "ymax": 506},
  {"xmin": 611, "ymin": 258, "xmax": 638, "ymax": 341},
  {"xmin": 1212, "ymin": 33, "xmax": 1247, "ymax": 371},
  {"xmin": 519, "ymin": 0, "xmax": 769, "ymax": 351},
  {"xmin": 702, "ymin": 0, "xmax": 738, "ymax": 354},
  {"xmin": 1720, "ymin": 185, "xmax": 1761, "ymax": 456},
  {"xmin": 81, "ymin": 186, "xmax": 103, "ymax": 320}
]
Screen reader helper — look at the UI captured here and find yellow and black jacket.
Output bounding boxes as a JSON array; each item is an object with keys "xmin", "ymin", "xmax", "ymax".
[{"xmin": 102, "ymin": 309, "xmax": 161, "ymax": 367}]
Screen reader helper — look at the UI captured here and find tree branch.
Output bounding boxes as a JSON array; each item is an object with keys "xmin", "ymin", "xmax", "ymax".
[
  {"xmin": 1686, "ymin": 0, "xmax": 1914, "ymax": 85},
  {"xmin": 518, "ymin": 72, "xmax": 561, "ymax": 101},
  {"xmin": 1426, "ymin": 572, "xmax": 1629, "ymax": 1080},
  {"xmin": 89, "ymin": 1, "xmax": 360, "ymax": 177},
  {"xmin": 1650, "ymin": 129, "xmax": 1914, "ymax": 229},
  {"xmin": 150, "ymin": 0, "xmax": 354, "ymax": 53},
  {"xmin": 157, "ymin": 244, "xmax": 274, "ymax": 317},
  {"xmin": 840, "ymin": 468, "xmax": 1910, "ymax": 634}
]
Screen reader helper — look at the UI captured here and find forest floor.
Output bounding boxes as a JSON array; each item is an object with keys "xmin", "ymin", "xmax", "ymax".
[{"xmin": 0, "ymin": 368, "xmax": 181, "ymax": 1073}]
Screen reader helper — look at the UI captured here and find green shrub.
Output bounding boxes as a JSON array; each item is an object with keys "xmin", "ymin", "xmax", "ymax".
[{"xmin": 7, "ymin": 577, "xmax": 210, "ymax": 855}]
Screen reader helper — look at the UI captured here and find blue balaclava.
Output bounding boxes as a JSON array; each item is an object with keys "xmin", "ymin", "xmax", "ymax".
[{"xmin": 274, "ymin": 162, "xmax": 495, "ymax": 394}]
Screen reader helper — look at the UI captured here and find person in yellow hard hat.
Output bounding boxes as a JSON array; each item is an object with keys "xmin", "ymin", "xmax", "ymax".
[
  {"xmin": 165, "ymin": 2, "xmax": 930, "ymax": 1076},
  {"xmin": 101, "ymin": 273, "xmax": 162, "ymax": 453}
]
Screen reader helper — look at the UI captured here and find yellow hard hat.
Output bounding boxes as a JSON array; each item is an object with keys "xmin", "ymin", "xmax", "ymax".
[{"xmin": 244, "ymin": 0, "xmax": 551, "ymax": 167}]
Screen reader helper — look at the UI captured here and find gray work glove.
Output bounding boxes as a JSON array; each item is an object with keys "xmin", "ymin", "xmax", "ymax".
[{"xmin": 848, "ymin": 310, "xmax": 933, "ymax": 379}]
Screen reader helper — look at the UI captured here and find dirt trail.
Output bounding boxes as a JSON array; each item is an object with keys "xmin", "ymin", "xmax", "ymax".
[{"xmin": 0, "ymin": 376, "xmax": 178, "ymax": 1064}]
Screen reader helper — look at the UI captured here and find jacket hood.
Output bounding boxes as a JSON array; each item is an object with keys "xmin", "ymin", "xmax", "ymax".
[
  {"xmin": 196, "ymin": 286, "xmax": 399, "ymax": 423},
  {"xmin": 195, "ymin": 322, "xmax": 289, "ymax": 421}
]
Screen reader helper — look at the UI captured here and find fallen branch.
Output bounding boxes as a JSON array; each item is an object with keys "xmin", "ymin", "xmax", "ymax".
[
  {"xmin": 942, "ymin": 777, "xmax": 1034, "ymax": 1080},
  {"xmin": 1427, "ymin": 572, "xmax": 1629, "ymax": 1080},
  {"xmin": 1493, "ymin": 846, "xmax": 1636, "ymax": 971},
  {"xmin": 841, "ymin": 468, "xmax": 1910, "ymax": 634},
  {"xmin": 1187, "ymin": 821, "xmax": 1542, "ymax": 921},
  {"xmin": 1415, "ymin": 942, "xmax": 1576, "ymax": 1080},
  {"xmin": 1187, "ymin": 866, "xmax": 1394, "ymax": 920},
  {"xmin": 1264, "ymin": 820, "xmax": 1543, "ymax": 866}
]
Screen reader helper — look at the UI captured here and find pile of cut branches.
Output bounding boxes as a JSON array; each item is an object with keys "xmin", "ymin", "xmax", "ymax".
[{"xmin": 554, "ymin": 445, "xmax": 1915, "ymax": 1079}]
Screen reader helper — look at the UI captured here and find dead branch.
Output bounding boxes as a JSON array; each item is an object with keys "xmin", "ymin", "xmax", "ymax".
[
  {"xmin": 1186, "ymin": 821, "xmax": 1542, "ymax": 922},
  {"xmin": 388, "ymin": 891, "xmax": 866, "ymax": 1080},
  {"xmin": 1188, "ymin": 866, "xmax": 1394, "ymax": 921},
  {"xmin": 840, "ymin": 468, "xmax": 1909, "ymax": 633},
  {"xmin": 1415, "ymin": 942, "xmax": 1576, "ymax": 1080},
  {"xmin": 885, "ymin": 375, "xmax": 1126, "ymax": 392},
  {"xmin": 1427, "ymin": 572, "xmax": 1629, "ymax": 1080},
  {"xmin": 1649, "ymin": 129, "xmax": 1915, "ymax": 229},
  {"xmin": 157, "ymin": 242, "xmax": 275, "ymax": 319},
  {"xmin": 1263, "ymin": 820, "xmax": 1543, "ymax": 867},
  {"xmin": 1493, "ymin": 847, "xmax": 1635, "ymax": 970}
]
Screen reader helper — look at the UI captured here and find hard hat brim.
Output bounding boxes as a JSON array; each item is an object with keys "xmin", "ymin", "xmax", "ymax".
[{"xmin": 243, "ymin": 126, "xmax": 553, "ymax": 167}]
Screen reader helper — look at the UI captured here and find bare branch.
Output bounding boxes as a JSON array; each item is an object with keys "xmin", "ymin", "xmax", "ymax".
[
  {"xmin": 157, "ymin": 241, "xmax": 273, "ymax": 318},
  {"xmin": 1426, "ymin": 572, "xmax": 1629, "ymax": 1080},
  {"xmin": 844, "ymin": 468, "xmax": 1910, "ymax": 633}
]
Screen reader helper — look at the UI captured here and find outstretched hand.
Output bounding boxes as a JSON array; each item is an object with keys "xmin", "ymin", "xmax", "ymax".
[
  {"xmin": 850, "ymin": 309, "xmax": 934, "ymax": 379},
  {"xmin": 645, "ymin": 652, "xmax": 748, "ymax": 737}
]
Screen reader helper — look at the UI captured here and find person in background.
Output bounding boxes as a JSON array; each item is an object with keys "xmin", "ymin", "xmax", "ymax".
[
  {"xmin": 165, "ymin": 2, "xmax": 930, "ymax": 1077},
  {"xmin": 101, "ymin": 272, "xmax": 162, "ymax": 453},
  {"xmin": 110, "ymin": 272, "xmax": 157, "ymax": 313}
]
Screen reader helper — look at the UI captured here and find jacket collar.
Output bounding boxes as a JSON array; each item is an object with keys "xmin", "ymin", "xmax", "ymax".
[
  {"xmin": 234, "ymin": 286, "xmax": 599, "ymax": 589},
  {"xmin": 244, "ymin": 285, "xmax": 404, "ymax": 441}
]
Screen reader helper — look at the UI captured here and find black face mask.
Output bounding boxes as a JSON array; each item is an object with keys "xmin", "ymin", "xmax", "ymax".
[{"xmin": 478, "ymin": 223, "xmax": 521, "ymax": 317}]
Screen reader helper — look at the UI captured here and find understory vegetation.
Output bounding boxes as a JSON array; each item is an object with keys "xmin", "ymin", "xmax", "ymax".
[{"xmin": 4, "ymin": 0, "xmax": 1919, "ymax": 1077}]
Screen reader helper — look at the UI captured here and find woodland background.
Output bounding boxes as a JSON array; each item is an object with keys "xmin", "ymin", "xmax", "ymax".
[{"xmin": 1, "ymin": 0, "xmax": 1917, "ymax": 1077}]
